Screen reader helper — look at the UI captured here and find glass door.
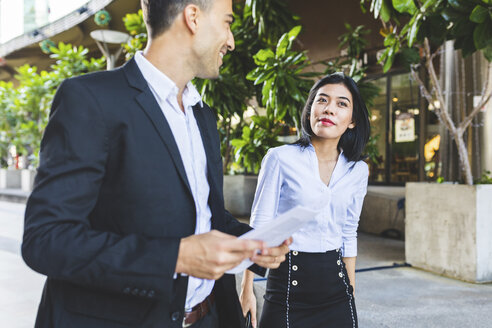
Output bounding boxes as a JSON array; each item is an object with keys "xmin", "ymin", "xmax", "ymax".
[{"xmin": 389, "ymin": 74, "xmax": 420, "ymax": 183}]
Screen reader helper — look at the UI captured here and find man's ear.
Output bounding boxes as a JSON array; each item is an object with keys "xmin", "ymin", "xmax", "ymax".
[{"xmin": 183, "ymin": 4, "xmax": 200, "ymax": 34}]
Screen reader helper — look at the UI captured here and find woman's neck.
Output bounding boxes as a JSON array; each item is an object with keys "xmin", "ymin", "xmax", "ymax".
[{"xmin": 311, "ymin": 137, "xmax": 340, "ymax": 162}]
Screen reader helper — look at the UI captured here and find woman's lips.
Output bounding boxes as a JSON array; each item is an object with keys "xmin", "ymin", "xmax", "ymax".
[{"xmin": 320, "ymin": 118, "xmax": 335, "ymax": 126}]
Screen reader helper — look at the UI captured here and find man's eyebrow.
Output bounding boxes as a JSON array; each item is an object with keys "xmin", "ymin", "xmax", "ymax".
[{"xmin": 317, "ymin": 93, "xmax": 352, "ymax": 103}]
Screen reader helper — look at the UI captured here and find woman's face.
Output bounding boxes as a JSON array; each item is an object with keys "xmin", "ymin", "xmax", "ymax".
[{"xmin": 309, "ymin": 83, "xmax": 355, "ymax": 141}]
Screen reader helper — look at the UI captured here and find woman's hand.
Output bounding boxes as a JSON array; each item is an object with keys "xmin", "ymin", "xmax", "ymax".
[
  {"xmin": 240, "ymin": 286, "xmax": 257, "ymax": 328},
  {"xmin": 240, "ymin": 269, "xmax": 258, "ymax": 327}
]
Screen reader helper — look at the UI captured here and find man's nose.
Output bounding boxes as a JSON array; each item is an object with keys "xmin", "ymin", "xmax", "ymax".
[{"xmin": 227, "ymin": 29, "xmax": 235, "ymax": 51}]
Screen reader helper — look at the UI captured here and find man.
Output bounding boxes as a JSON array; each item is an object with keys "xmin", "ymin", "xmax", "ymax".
[{"xmin": 22, "ymin": 0, "xmax": 290, "ymax": 327}]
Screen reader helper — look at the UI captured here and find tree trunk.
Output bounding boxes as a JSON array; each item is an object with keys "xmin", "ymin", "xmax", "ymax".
[{"xmin": 453, "ymin": 129, "xmax": 474, "ymax": 185}]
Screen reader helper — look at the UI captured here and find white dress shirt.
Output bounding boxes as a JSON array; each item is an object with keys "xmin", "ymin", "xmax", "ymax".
[
  {"xmin": 134, "ymin": 51, "xmax": 214, "ymax": 309},
  {"xmin": 250, "ymin": 144, "xmax": 368, "ymax": 257}
]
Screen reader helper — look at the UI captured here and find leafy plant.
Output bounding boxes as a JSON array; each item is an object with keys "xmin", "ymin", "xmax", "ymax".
[
  {"xmin": 246, "ymin": 26, "xmax": 314, "ymax": 130},
  {"xmin": 122, "ymin": 10, "xmax": 148, "ymax": 61},
  {"xmin": 0, "ymin": 42, "xmax": 104, "ymax": 168},
  {"xmin": 475, "ymin": 170, "xmax": 492, "ymax": 184},
  {"xmin": 231, "ymin": 115, "xmax": 283, "ymax": 174},
  {"xmin": 361, "ymin": 0, "xmax": 492, "ymax": 185}
]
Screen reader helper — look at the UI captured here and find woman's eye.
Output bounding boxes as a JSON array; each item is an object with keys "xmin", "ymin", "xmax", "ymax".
[
  {"xmin": 338, "ymin": 101, "xmax": 348, "ymax": 107},
  {"xmin": 317, "ymin": 98, "xmax": 326, "ymax": 103}
]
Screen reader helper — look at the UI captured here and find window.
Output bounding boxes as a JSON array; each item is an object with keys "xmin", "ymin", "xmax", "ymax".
[{"xmin": 367, "ymin": 72, "xmax": 421, "ymax": 184}]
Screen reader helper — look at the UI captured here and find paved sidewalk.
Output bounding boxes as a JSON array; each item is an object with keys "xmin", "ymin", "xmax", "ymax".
[
  {"xmin": 1, "ymin": 201, "xmax": 491, "ymax": 327},
  {"xmin": 0, "ymin": 201, "xmax": 44, "ymax": 328}
]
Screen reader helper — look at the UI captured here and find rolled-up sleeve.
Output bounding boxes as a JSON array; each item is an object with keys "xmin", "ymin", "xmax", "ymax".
[
  {"xmin": 250, "ymin": 149, "xmax": 282, "ymax": 229},
  {"xmin": 341, "ymin": 163, "xmax": 368, "ymax": 257}
]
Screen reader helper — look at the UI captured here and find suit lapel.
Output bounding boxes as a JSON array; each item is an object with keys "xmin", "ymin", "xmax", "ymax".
[
  {"xmin": 123, "ymin": 58, "xmax": 192, "ymax": 196},
  {"xmin": 193, "ymin": 104, "xmax": 220, "ymax": 193}
]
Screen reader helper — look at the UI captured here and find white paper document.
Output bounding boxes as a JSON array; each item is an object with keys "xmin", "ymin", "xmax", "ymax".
[{"xmin": 226, "ymin": 206, "xmax": 319, "ymax": 274}]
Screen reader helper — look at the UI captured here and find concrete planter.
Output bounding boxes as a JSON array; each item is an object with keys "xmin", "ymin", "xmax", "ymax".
[
  {"xmin": 405, "ymin": 182, "xmax": 492, "ymax": 283},
  {"xmin": 359, "ymin": 186, "xmax": 406, "ymax": 238},
  {"xmin": 0, "ymin": 169, "xmax": 22, "ymax": 189},
  {"xmin": 21, "ymin": 169, "xmax": 36, "ymax": 192},
  {"xmin": 223, "ymin": 175, "xmax": 258, "ymax": 218}
]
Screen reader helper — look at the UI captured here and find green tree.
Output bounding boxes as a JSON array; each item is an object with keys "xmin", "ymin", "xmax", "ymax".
[
  {"xmin": 0, "ymin": 43, "xmax": 104, "ymax": 168},
  {"xmin": 361, "ymin": 0, "xmax": 492, "ymax": 185}
]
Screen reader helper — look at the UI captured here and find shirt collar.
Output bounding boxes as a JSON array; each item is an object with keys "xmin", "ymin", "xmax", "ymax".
[{"xmin": 134, "ymin": 51, "xmax": 203, "ymax": 109}]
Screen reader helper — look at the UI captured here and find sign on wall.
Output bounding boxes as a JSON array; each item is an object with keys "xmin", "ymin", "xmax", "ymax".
[{"xmin": 395, "ymin": 112, "xmax": 415, "ymax": 143}]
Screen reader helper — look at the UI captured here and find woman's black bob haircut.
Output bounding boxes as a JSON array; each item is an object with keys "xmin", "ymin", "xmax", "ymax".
[{"xmin": 294, "ymin": 72, "xmax": 371, "ymax": 162}]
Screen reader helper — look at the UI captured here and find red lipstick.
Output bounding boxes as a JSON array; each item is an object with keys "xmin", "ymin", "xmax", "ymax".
[{"xmin": 320, "ymin": 118, "xmax": 335, "ymax": 126}]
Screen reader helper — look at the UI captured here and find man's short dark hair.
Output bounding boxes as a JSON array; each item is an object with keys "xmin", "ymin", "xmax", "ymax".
[
  {"xmin": 294, "ymin": 73, "xmax": 371, "ymax": 162},
  {"xmin": 141, "ymin": 0, "xmax": 212, "ymax": 38}
]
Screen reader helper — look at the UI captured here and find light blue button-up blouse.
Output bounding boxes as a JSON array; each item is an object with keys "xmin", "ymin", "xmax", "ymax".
[{"xmin": 250, "ymin": 143, "xmax": 368, "ymax": 257}]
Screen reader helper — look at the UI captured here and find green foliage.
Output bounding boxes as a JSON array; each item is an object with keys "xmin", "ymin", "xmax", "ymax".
[
  {"xmin": 339, "ymin": 24, "xmax": 371, "ymax": 61},
  {"xmin": 361, "ymin": 0, "xmax": 492, "ymax": 72},
  {"xmin": 475, "ymin": 170, "xmax": 492, "ymax": 184},
  {"xmin": 230, "ymin": 116, "xmax": 282, "ymax": 174},
  {"xmin": 0, "ymin": 43, "xmax": 104, "ymax": 168},
  {"xmin": 122, "ymin": 10, "xmax": 148, "ymax": 61},
  {"xmin": 244, "ymin": 0, "xmax": 300, "ymax": 46},
  {"xmin": 247, "ymin": 26, "xmax": 313, "ymax": 129}
]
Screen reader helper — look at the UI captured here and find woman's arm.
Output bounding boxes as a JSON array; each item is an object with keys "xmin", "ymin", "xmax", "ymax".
[
  {"xmin": 342, "ymin": 256, "xmax": 356, "ymax": 292},
  {"xmin": 240, "ymin": 149, "xmax": 283, "ymax": 327},
  {"xmin": 240, "ymin": 269, "xmax": 257, "ymax": 327}
]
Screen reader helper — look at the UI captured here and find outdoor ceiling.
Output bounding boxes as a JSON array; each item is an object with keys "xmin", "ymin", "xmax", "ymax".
[{"xmin": 0, "ymin": 0, "xmax": 140, "ymax": 83}]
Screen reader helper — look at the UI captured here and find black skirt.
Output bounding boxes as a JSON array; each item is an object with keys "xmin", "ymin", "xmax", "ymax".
[{"xmin": 259, "ymin": 249, "xmax": 357, "ymax": 328}]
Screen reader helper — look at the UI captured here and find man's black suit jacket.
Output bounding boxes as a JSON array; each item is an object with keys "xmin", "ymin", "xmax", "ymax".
[{"xmin": 22, "ymin": 58, "xmax": 255, "ymax": 328}]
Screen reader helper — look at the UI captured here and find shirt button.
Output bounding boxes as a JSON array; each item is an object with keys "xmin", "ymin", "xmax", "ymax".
[
  {"xmin": 148, "ymin": 290, "xmax": 155, "ymax": 298},
  {"xmin": 123, "ymin": 287, "xmax": 130, "ymax": 294},
  {"xmin": 292, "ymin": 265, "xmax": 298, "ymax": 271},
  {"xmin": 131, "ymin": 288, "xmax": 139, "ymax": 296},
  {"xmin": 339, "ymin": 272, "xmax": 343, "ymax": 278},
  {"xmin": 337, "ymin": 260, "xmax": 341, "ymax": 265},
  {"xmin": 292, "ymin": 280, "xmax": 298, "ymax": 286},
  {"xmin": 139, "ymin": 290, "xmax": 147, "ymax": 297},
  {"xmin": 171, "ymin": 311, "xmax": 181, "ymax": 321},
  {"xmin": 292, "ymin": 251, "xmax": 298, "ymax": 256}
]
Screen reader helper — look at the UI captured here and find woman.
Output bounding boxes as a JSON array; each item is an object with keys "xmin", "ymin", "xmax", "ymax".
[{"xmin": 240, "ymin": 73, "xmax": 370, "ymax": 328}]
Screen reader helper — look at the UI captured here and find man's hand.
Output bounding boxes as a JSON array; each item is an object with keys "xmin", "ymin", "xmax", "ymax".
[
  {"xmin": 251, "ymin": 237, "xmax": 292, "ymax": 269},
  {"xmin": 175, "ymin": 230, "xmax": 265, "ymax": 280}
]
